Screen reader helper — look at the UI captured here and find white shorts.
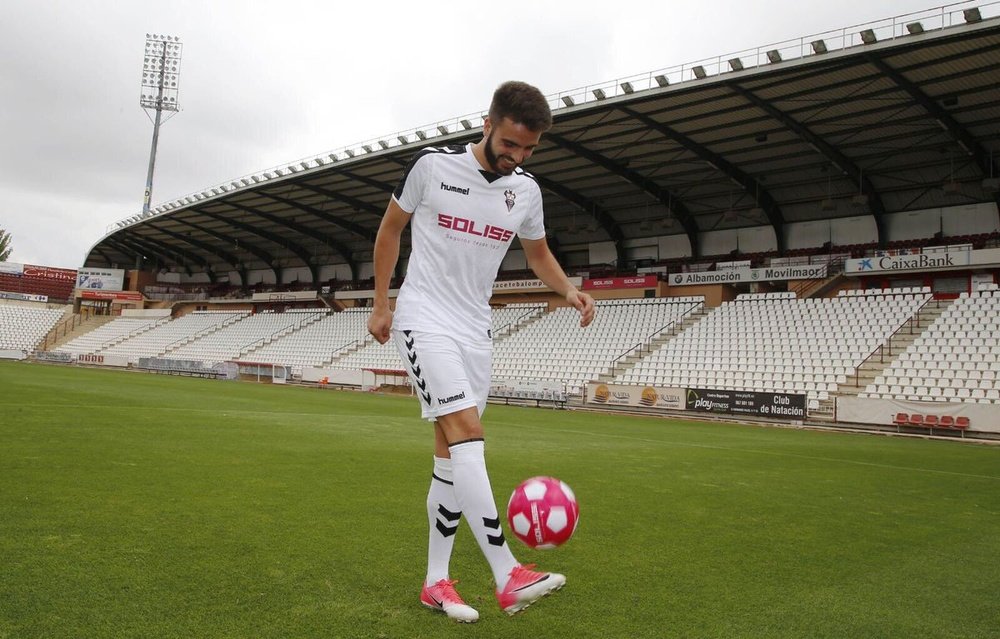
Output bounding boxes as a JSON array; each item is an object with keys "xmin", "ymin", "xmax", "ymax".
[{"xmin": 392, "ymin": 329, "xmax": 492, "ymax": 421}]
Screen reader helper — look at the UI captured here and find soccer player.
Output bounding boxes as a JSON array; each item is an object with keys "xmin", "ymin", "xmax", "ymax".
[{"xmin": 367, "ymin": 81, "xmax": 595, "ymax": 623}]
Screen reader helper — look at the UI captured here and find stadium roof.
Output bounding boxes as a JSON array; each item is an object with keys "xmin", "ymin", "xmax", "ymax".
[{"xmin": 84, "ymin": 5, "xmax": 1000, "ymax": 282}]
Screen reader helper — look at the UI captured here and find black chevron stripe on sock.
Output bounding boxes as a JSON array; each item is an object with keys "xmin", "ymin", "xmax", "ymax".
[
  {"xmin": 436, "ymin": 520, "xmax": 459, "ymax": 538},
  {"xmin": 438, "ymin": 505, "xmax": 461, "ymax": 521},
  {"xmin": 483, "ymin": 516, "xmax": 506, "ymax": 546}
]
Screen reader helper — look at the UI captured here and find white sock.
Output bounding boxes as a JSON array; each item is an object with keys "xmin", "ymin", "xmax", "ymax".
[
  {"xmin": 449, "ymin": 440, "xmax": 519, "ymax": 589},
  {"xmin": 425, "ymin": 456, "xmax": 460, "ymax": 585}
]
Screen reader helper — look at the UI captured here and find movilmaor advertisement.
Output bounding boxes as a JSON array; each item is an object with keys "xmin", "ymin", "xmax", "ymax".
[{"xmin": 586, "ymin": 383, "xmax": 685, "ymax": 410}]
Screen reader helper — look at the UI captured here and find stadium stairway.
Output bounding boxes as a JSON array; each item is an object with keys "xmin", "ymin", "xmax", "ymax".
[
  {"xmin": 322, "ymin": 335, "xmax": 370, "ymax": 367},
  {"xmin": 157, "ymin": 312, "xmax": 248, "ymax": 358},
  {"xmin": 39, "ymin": 310, "xmax": 108, "ymax": 351},
  {"xmin": 794, "ymin": 271, "xmax": 849, "ymax": 300},
  {"xmin": 600, "ymin": 305, "xmax": 710, "ymax": 382},
  {"xmin": 812, "ymin": 298, "xmax": 953, "ymax": 422},
  {"xmin": 238, "ymin": 311, "xmax": 328, "ymax": 362},
  {"xmin": 492, "ymin": 304, "xmax": 547, "ymax": 343}
]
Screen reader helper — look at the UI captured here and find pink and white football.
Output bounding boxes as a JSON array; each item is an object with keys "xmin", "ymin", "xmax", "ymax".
[{"xmin": 507, "ymin": 476, "xmax": 580, "ymax": 549}]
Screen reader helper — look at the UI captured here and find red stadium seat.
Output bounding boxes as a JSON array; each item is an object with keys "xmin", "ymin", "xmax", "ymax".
[
  {"xmin": 954, "ymin": 416, "xmax": 970, "ymax": 430},
  {"xmin": 923, "ymin": 415, "xmax": 938, "ymax": 428},
  {"xmin": 939, "ymin": 415, "xmax": 955, "ymax": 428},
  {"xmin": 908, "ymin": 414, "xmax": 924, "ymax": 426},
  {"xmin": 893, "ymin": 412, "xmax": 909, "ymax": 425}
]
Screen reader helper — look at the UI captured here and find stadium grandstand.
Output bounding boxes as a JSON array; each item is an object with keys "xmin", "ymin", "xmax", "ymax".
[{"xmin": 3, "ymin": 2, "xmax": 1000, "ymax": 437}]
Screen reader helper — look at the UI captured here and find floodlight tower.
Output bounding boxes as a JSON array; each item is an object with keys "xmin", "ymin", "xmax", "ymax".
[{"xmin": 139, "ymin": 33, "xmax": 183, "ymax": 218}]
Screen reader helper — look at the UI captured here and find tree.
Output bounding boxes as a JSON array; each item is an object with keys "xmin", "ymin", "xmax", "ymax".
[{"xmin": 0, "ymin": 228, "xmax": 11, "ymax": 262}]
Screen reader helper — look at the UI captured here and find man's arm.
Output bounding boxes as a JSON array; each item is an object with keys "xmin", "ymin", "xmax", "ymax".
[
  {"xmin": 521, "ymin": 237, "xmax": 596, "ymax": 328},
  {"xmin": 367, "ymin": 199, "xmax": 412, "ymax": 343}
]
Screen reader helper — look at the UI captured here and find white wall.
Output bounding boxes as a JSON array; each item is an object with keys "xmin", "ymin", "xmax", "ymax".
[
  {"xmin": 622, "ymin": 238, "xmax": 659, "ymax": 262},
  {"xmin": 785, "ymin": 215, "xmax": 876, "ymax": 249},
  {"xmin": 884, "ymin": 209, "xmax": 940, "ymax": 241},
  {"xmin": 281, "ymin": 266, "xmax": 313, "ymax": 283},
  {"xmin": 247, "ymin": 269, "xmax": 277, "ymax": 286},
  {"xmin": 157, "ymin": 271, "xmax": 181, "ymax": 284},
  {"xmin": 941, "ymin": 203, "xmax": 999, "ymax": 236},
  {"xmin": 658, "ymin": 234, "xmax": 692, "ymax": 260},
  {"xmin": 318, "ymin": 263, "xmax": 355, "ymax": 281},
  {"xmin": 699, "ymin": 226, "xmax": 777, "ymax": 256},
  {"xmin": 502, "ymin": 249, "xmax": 527, "ymax": 270},
  {"xmin": 884, "ymin": 203, "xmax": 999, "ymax": 241},
  {"xmin": 588, "ymin": 241, "xmax": 618, "ymax": 265}
]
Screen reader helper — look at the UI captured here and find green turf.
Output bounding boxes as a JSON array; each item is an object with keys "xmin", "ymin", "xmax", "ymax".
[{"xmin": 1, "ymin": 361, "xmax": 999, "ymax": 638}]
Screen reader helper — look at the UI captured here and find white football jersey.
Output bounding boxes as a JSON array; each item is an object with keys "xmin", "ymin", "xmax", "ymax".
[{"xmin": 391, "ymin": 143, "xmax": 546, "ymax": 344}]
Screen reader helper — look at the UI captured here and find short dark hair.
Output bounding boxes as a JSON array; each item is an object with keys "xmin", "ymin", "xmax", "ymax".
[{"xmin": 488, "ymin": 81, "xmax": 552, "ymax": 133}]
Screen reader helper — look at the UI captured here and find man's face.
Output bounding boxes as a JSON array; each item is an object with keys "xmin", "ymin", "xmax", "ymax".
[{"xmin": 483, "ymin": 117, "xmax": 543, "ymax": 176}]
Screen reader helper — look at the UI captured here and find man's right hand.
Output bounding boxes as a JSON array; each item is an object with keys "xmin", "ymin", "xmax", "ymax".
[{"xmin": 367, "ymin": 305, "xmax": 393, "ymax": 344}]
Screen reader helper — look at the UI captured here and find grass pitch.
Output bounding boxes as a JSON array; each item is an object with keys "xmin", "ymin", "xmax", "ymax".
[{"xmin": 1, "ymin": 361, "xmax": 999, "ymax": 638}]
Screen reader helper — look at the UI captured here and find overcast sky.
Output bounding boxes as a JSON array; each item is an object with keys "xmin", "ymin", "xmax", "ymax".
[{"xmin": 0, "ymin": 0, "xmax": 950, "ymax": 269}]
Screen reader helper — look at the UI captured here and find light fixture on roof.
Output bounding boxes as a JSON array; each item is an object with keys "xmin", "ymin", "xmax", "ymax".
[
  {"xmin": 907, "ymin": 21, "xmax": 924, "ymax": 35},
  {"xmin": 860, "ymin": 29, "xmax": 877, "ymax": 44},
  {"xmin": 344, "ymin": 149, "xmax": 355, "ymax": 157},
  {"xmin": 231, "ymin": 181, "xmax": 241, "ymax": 189},
  {"xmin": 561, "ymin": 95, "xmax": 575, "ymax": 107},
  {"xmin": 728, "ymin": 58, "xmax": 743, "ymax": 71},
  {"xmin": 692, "ymin": 65, "xmax": 707, "ymax": 79},
  {"xmin": 314, "ymin": 157, "xmax": 325, "ymax": 166},
  {"xmin": 592, "ymin": 88, "xmax": 606, "ymax": 100},
  {"xmin": 964, "ymin": 7, "xmax": 982, "ymax": 23},
  {"xmin": 620, "ymin": 81, "xmax": 634, "ymax": 94},
  {"xmin": 811, "ymin": 39, "xmax": 828, "ymax": 54},
  {"xmin": 851, "ymin": 194, "xmax": 869, "ymax": 208},
  {"xmin": 460, "ymin": 119, "xmax": 472, "ymax": 130},
  {"xmin": 362, "ymin": 144, "xmax": 373, "ymax": 153},
  {"xmin": 437, "ymin": 125, "xmax": 449, "ymax": 135},
  {"xmin": 654, "ymin": 74, "xmax": 669, "ymax": 87},
  {"xmin": 327, "ymin": 153, "xmax": 338, "ymax": 162},
  {"xmin": 300, "ymin": 161, "xmax": 311, "ymax": 170},
  {"xmin": 415, "ymin": 130, "xmax": 427, "ymax": 140},
  {"xmin": 767, "ymin": 49, "xmax": 782, "ymax": 63},
  {"xmin": 397, "ymin": 135, "xmax": 409, "ymax": 145}
]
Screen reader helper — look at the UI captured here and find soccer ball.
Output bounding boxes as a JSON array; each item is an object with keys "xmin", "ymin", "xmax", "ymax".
[{"xmin": 506, "ymin": 476, "xmax": 580, "ymax": 549}]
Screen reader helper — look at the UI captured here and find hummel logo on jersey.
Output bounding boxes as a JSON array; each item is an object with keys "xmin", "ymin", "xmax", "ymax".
[
  {"xmin": 504, "ymin": 189, "xmax": 516, "ymax": 212},
  {"xmin": 438, "ymin": 391, "xmax": 466, "ymax": 405},
  {"xmin": 440, "ymin": 182, "xmax": 470, "ymax": 195},
  {"xmin": 438, "ymin": 214, "xmax": 514, "ymax": 243}
]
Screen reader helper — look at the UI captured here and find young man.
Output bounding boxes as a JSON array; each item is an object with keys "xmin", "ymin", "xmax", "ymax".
[{"xmin": 367, "ymin": 81, "xmax": 596, "ymax": 623}]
